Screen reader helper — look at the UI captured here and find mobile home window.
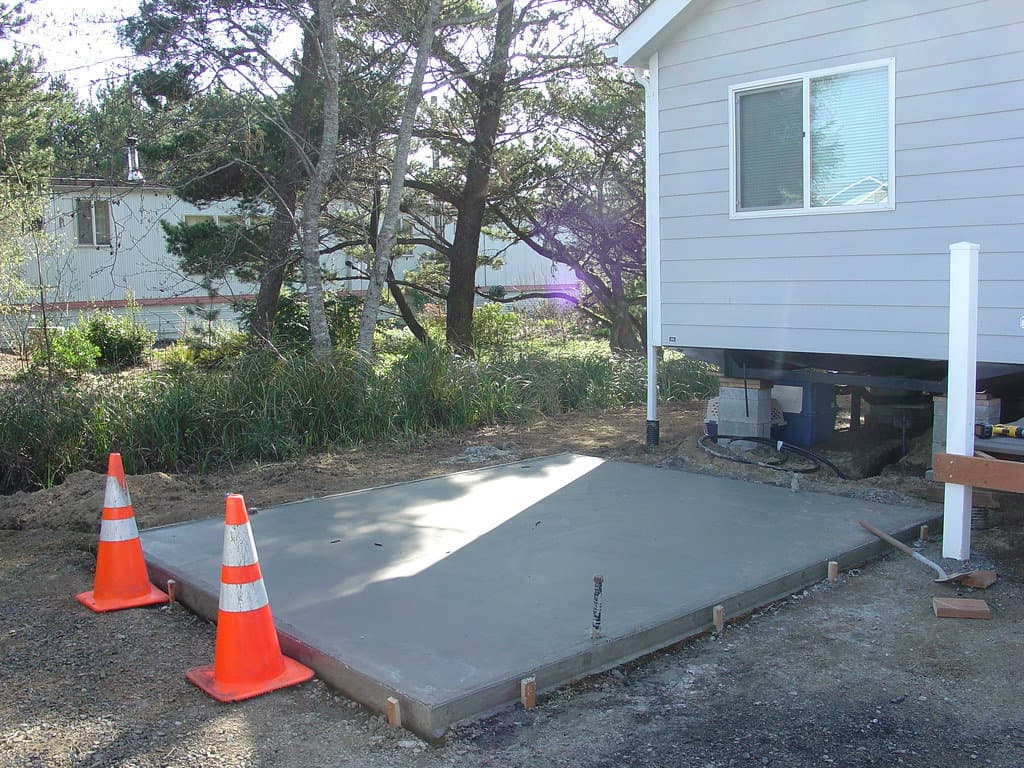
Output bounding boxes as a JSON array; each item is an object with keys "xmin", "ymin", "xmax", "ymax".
[
  {"xmin": 183, "ymin": 214, "xmax": 244, "ymax": 227},
  {"xmin": 731, "ymin": 60, "xmax": 894, "ymax": 216},
  {"xmin": 76, "ymin": 199, "xmax": 112, "ymax": 245}
]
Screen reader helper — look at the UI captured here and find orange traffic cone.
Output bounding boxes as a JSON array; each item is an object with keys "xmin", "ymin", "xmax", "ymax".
[
  {"xmin": 76, "ymin": 453, "xmax": 167, "ymax": 612},
  {"xmin": 186, "ymin": 494, "xmax": 313, "ymax": 702}
]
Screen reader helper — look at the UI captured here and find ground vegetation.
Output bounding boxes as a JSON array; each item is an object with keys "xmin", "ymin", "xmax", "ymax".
[{"xmin": 0, "ymin": 338, "xmax": 717, "ymax": 494}]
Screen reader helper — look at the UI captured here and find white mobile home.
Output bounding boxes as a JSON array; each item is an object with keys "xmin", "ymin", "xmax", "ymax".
[
  {"xmin": 32, "ymin": 179, "xmax": 254, "ymax": 340},
  {"xmin": 19, "ymin": 181, "xmax": 575, "ymax": 343},
  {"xmin": 612, "ymin": 0, "xmax": 1024, "ymax": 440}
]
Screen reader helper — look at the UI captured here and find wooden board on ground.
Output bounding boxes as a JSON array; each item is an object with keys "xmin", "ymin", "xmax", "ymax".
[
  {"xmin": 933, "ymin": 597, "xmax": 991, "ymax": 620},
  {"xmin": 959, "ymin": 570, "xmax": 998, "ymax": 590}
]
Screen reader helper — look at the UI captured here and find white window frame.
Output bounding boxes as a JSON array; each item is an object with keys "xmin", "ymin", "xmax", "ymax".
[
  {"xmin": 183, "ymin": 213, "xmax": 244, "ymax": 227},
  {"xmin": 75, "ymin": 198, "xmax": 112, "ymax": 246},
  {"xmin": 728, "ymin": 58, "xmax": 896, "ymax": 219}
]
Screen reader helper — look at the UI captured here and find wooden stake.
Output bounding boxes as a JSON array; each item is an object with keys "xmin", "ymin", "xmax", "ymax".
[
  {"xmin": 712, "ymin": 604, "xmax": 725, "ymax": 634},
  {"xmin": 166, "ymin": 579, "xmax": 177, "ymax": 608},
  {"xmin": 827, "ymin": 561, "xmax": 839, "ymax": 582},
  {"xmin": 520, "ymin": 676, "xmax": 536, "ymax": 710},
  {"xmin": 919, "ymin": 525, "xmax": 929, "ymax": 543},
  {"xmin": 386, "ymin": 696, "xmax": 402, "ymax": 727}
]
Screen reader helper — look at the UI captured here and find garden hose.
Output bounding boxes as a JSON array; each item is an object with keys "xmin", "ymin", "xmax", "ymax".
[{"xmin": 698, "ymin": 434, "xmax": 849, "ymax": 479}]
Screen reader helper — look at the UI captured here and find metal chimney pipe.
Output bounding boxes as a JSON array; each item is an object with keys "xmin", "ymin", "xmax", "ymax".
[{"xmin": 126, "ymin": 136, "xmax": 144, "ymax": 182}]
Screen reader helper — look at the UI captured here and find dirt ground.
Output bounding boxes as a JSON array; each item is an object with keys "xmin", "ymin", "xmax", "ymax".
[{"xmin": 1, "ymin": 402, "xmax": 1022, "ymax": 767}]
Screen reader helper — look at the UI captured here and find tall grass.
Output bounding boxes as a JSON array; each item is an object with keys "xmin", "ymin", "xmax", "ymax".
[{"xmin": 0, "ymin": 342, "xmax": 717, "ymax": 493}]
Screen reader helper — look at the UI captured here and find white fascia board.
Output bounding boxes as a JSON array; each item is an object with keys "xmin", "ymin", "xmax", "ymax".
[{"xmin": 613, "ymin": 0, "xmax": 699, "ymax": 68}]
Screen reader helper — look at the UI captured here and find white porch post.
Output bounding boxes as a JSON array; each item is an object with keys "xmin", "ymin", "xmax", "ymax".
[{"xmin": 942, "ymin": 241, "xmax": 979, "ymax": 561}]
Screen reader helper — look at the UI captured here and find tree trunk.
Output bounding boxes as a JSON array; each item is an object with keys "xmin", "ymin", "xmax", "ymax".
[
  {"xmin": 248, "ymin": 26, "xmax": 319, "ymax": 344},
  {"xmin": 299, "ymin": 0, "xmax": 341, "ymax": 355},
  {"xmin": 356, "ymin": 0, "xmax": 441, "ymax": 356},
  {"xmin": 607, "ymin": 268, "xmax": 642, "ymax": 352},
  {"xmin": 444, "ymin": 0, "xmax": 516, "ymax": 353},
  {"xmin": 387, "ymin": 264, "xmax": 429, "ymax": 343},
  {"xmin": 609, "ymin": 306, "xmax": 643, "ymax": 352}
]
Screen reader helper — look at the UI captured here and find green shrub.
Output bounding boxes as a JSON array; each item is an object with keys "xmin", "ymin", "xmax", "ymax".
[
  {"xmin": 409, "ymin": 302, "xmax": 521, "ymax": 350},
  {"xmin": 417, "ymin": 303, "xmax": 447, "ymax": 344},
  {"xmin": 156, "ymin": 325, "xmax": 251, "ymax": 372},
  {"xmin": 29, "ymin": 325, "xmax": 100, "ymax": 376},
  {"xmin": 472, "ymin": 303, "xmax": 521, "ymax": 349},
  {"xmin": 82, "ymin": 310, "xmax": 155, "ymax": 369},
  {"xmin": 238, "ymin": 290, "xmax": 362, "ymax": 350},
  {"xmin": 152, "ymin": 341, "xmax": 198, "ymax": 374}
]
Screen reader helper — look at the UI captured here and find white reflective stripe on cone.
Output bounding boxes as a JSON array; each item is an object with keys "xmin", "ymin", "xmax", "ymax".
[
  {"xmin": 99, "ymin": 516, "xmax": 140, "ymax": 542},
  {"xmin": 104, "ymin": 475, "xmax": 132, "ymax": 509},
  {"xmin": 219, "ymin": 579, "xmax": 270, "ymax": 613},
  {"xmin": 222, "ymin": 523, "xmax": 259, "ymax": 567}
]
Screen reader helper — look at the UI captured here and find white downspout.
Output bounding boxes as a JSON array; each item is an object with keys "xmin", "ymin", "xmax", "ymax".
[{"xmin": 637, "ymin": 54, "xmax": 662, "ymax": 446}]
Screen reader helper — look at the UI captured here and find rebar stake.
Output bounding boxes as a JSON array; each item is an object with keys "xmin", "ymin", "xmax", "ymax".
[{"xmin": 592, "ymin": 575, "xmax": 604, "ymax": 639}]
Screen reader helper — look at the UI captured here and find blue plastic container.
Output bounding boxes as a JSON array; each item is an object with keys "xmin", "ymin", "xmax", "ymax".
[{"xmin": 775, "ymin": 381, "xmax": 838, "ymax": 446}]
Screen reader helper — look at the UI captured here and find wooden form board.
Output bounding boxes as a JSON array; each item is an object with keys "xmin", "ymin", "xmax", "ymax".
[{"xmin": 933, "ymin": 453, "xmax": 1024, "ymax": 494}]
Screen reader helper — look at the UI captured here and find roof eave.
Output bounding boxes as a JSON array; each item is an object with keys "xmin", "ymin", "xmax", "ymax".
[{"xmin": 612, "ymin": 0, "xmax": 701, "ymax": 68}]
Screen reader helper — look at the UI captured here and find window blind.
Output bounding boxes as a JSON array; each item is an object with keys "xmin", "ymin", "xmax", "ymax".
[
  {"xmin": 810, "ymin": 67, "xmax": 889, "ymax": 207},
  {"xmin": 737, "ymin": 82, "xmax": 803, "ymax": 210}
]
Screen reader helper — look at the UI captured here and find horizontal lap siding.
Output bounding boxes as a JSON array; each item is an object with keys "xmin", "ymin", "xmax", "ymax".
[{"xmin": 656, "ymin": 0, "xmax": 1024, "ymax": 364}]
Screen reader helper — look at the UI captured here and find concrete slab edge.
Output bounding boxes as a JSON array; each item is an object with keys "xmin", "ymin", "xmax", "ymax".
[
  {"xmin": 144, "ymin": 513, "xmax": 941, "ymax": 742},
  {"xmin": 427, "ymin": 514, "xmax": 943, "ymax": 734},
  {"xmin": 144, "ymin": 556, "xmax": 443, "ymax": 740}
]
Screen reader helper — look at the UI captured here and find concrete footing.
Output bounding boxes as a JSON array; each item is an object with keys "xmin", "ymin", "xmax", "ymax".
[{"xmin": 717, "ymin": 378, "xmax": 772, "ymax": 438}]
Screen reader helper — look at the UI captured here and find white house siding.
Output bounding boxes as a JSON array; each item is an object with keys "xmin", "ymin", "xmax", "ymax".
[
  {"xmin": 35, "ymin": 183, "xmax": 257, "ymax": 339},
  {"xmin": 655, "ymin": 0, "xmax": 1024, "ymax": 365},
  {"xmin": 347, "ymin": 231, "xmax": 577, "ymax": 303},
  {"xmin": 27, "ymin": 184, "xmax": 576, "ymax": 340}
]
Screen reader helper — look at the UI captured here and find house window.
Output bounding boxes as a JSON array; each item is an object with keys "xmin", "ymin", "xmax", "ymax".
[
  {"xmin": 730, "ymin": 60, "xmax": 894, "ymax": 216},
  {"xmin": 183, "ymin": 214, "xmax": 243, "ymax": 227},
  {"xmin": 76, "ymin": 199, "xmax": 112, "ymax": 245}
]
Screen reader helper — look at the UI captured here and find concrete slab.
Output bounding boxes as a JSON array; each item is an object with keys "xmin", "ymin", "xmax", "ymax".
[{"xmin": 141, "ymin": 454, "xmax": 937, "ymax": 739}]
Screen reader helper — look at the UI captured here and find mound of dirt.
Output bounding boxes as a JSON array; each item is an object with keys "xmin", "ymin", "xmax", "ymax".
[{"xmin": 0, "ymin": 469, "xmax": 191, "ymax": 532}]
